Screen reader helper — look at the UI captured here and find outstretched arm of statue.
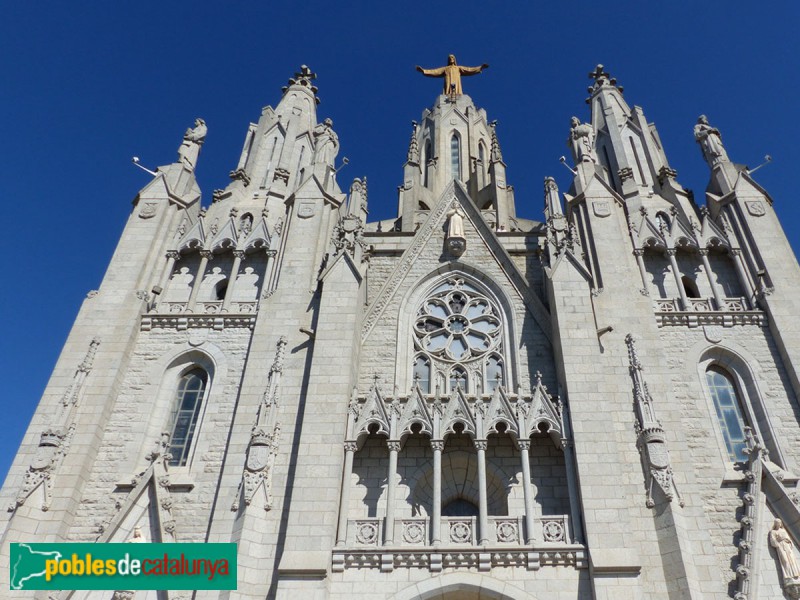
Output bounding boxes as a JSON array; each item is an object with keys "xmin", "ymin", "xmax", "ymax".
[
  {"xmin": 416, "ymin": 66, "xmax": 446, "ymax": 77},
  {"xmin": 459, "ymin": 64, "xmax": 489, "ymax": 76}
]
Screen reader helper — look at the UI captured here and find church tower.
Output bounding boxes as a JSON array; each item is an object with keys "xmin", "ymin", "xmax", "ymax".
[{"xmin": 2, "ymin": 60, "xmax": 800, "ymax": 600}]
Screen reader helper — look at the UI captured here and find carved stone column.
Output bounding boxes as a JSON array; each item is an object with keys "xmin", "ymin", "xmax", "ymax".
[
  {"xmin": 474, "ymin": 439, "xmax": 489, "ymax": 545},
  {"xmin": 431, "ymin": 439, "xmax": 444, "ymax": 545},
  {"xmin": 665, "ymin": 249, "xmax": 690, "ymax": 310},
  {"xmin": 517, "ymin": 439, "xmax": 536, "ymax": 545},
  {"xmin": 698, "ymin": 248, "xmax": 725, "ymax": 310},
  {"xmin": 153, "ymin": 250, "xmax": 180, "ymax": 311},
  {"xmin": 221, "ymin": 249, "xmax": 246, "ymax": 312},
  {"xmin": 384, "ymin": 440, "xmax": 401, "ymax": 545},
  {"xmin": 186, "ymin": 249, "xmax": 212, "ymax": 312},
  {"xmin": 633, "ymin": 249, "xmax": 650, "ymax": 295},
  {"xmin": 730, "ymin": 248, "xmax": 754, "ymax": 309},
  {"xmin": 336, "ymin": 442, "xmax": 358, "ymax": 547}
]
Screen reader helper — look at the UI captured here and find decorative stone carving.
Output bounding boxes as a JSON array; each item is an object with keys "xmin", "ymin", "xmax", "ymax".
[
  {"xmin": 770, "ymin": 519, "xmax": 800, "ymax": 598},
  {"xmin": 232, "ymin": 336, "xmax": 286, "ymax": 512},
  {"xmin": 657, "ymin": 166, "xmax": 678, "ymax": 185},
  {"xmin": 177, "ymin": 118, "xmax": 207, "ymax": 171},
  {"xmin": 281, "ymin": 65, "xmax": 319, "ymax": 102},
  {"xmin": 588, "ymin": 64, "xmax": 623, "ymax": 95},
  {"xmin": 618, "ymin": 166, "xmax": 634, "ymax": 182},
  {"xmin": 495, "ymin": 520, "xmax": 519, "ymax": 543},
  {"xmin": 568, "ymin": 117, "xmax": 596, "ymax": 164},
  {"xmin": 228, "ymin": 168, "xmax": 251, "ymax": 187},
  {"xmin": 542, "ymin": 520, "xmax": 565, "ymax": 543},
  {"xmin": 355, "ymin": 521, "xmax": 379, "ymax": 545},
  {"xmin": 694, "ymin": 115, "xmax": 729, "ymax": 166},
  {"xmin": 449, "ymin": 520, "xmax": 472, "ymax": 544},
  {"xmin": 139, "ymin": 202, "xmax": 158, "ymax": 219},
  {"xmin": 625, "ymin": 334, "xmax": 682, "ymax": 508},
  {"xmin": 746, "ymin": 201, "xmax": 766, "ymax": 217},
  {"xmin": 402, "ymin": 521, "xmax": 426, "ymax": 545}
]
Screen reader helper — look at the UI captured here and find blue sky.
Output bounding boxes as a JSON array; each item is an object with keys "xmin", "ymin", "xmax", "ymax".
[{"xmin": 1, "ymin": 2, "xmax": 798, "ymax": 483}]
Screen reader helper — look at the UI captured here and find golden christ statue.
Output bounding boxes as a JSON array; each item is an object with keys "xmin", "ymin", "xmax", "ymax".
[{"xmin": 416, "ymin": 55, "xmax": 489, "ymax": 96}]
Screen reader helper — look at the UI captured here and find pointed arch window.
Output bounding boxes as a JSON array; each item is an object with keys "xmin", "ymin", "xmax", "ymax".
[
  {"xmin": 450, "ymin": 134, "xmax": 461, "ymax": 181},
  {"xmin": 705, "ymin": 366, "xmax": 748, "ymax": 462},
  {"xmin": 168, "ymin": 368, "xmax": 208, "ymax": 466},
  {"xmin": 411, "ymin": 277, "xmax": 506, "ymax": 394}
]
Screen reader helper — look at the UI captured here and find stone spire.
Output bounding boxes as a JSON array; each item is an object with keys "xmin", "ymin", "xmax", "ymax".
[{"xmin": 397, "ymin": 93, "xmax": 516, "ymax": 232}]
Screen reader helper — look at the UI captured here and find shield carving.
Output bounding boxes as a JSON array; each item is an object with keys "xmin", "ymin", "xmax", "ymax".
[
  {"xmin": 746, "ymin": 201, "xmax": 766, "ymax": 217},
  {"xmin": 297, "ymin": 202, "xmax": 316, "ymax": 219},
  {"xmin": 593, "ymin": 201, "xmax": 611, "ymax": 218},
  {"xmin": 646, "ymin": 441, "xmax": 670, "ymax": 470},
  {"xmin": 139, "ymin": 202, "xmax": 158, "ymax": 219},
  {"xmin": 246, "ymin": 445, "xmax": 270, "ymax": 472}
]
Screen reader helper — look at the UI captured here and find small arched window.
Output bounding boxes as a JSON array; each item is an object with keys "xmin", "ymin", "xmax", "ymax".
[
  {"xmin": 168, "ymin": 368, "xmax": 208, "ymax": 466},
  {"xmin": 450, "ymin": 134, "xmax": 461, "ymax": 181},
  {"xmin": 705, "ymin": 366, "xmax": 748, "ymax": 462}
]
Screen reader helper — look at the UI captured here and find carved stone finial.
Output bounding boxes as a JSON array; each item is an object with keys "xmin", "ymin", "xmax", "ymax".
[
  {"xmin": 282, "ymin": 65, "xmax": 319, "ymax": 101},
  {"xmin": 407, "ymin": 121, "xmax": 420, "ymax": 163},
  {"xmin": 489, "ymin": 120, "xmax": 503, "ymax": 162},
  {"xmin": 588, "ymin": 64, "xmax": 623, "ymax": 95}
]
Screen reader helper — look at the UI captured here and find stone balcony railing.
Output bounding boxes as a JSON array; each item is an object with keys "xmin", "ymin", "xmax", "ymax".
[
  {"xmin": 653, "ymin": 296, "xmax": 765, "ymax": 328},
  {"xmin": 140, "ymin": 300, "xmax": 259, "ymax": 331},
  {"xmin": 333, "ymin": 514, "xmax": 585, "ymax": 572}
]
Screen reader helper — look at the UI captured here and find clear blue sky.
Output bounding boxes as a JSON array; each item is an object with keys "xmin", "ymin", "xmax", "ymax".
[{"xmin": 1, "ymin": 2, "xmax": 798, "ymax": 484}]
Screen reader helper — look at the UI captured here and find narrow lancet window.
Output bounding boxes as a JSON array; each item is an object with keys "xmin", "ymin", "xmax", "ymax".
[
  {"xmin": 168, "ymin": 368, "xmax": 208, "ymax": 466},
  {"xmin": 705, "ymin": 366, "xmax": 748, "ymax": 462},
  {"xmin": 450, "ymin": 134, "xmax": 461, "ymax": 181},
  {"xmin": 424, "ymin": 141, "xmax": 432, "ymax": 188},
  {"xmin": 413, "ymin": 356, "xmax": 431, "ymax": 393}
]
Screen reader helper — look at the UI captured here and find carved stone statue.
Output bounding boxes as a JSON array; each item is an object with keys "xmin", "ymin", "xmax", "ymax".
[
  {"xmin": 446, "ymin": 208, "xmax": 466, "ymax": 239},
  {"xmin": 177, "ymin": 118, "xmax": 207, "ymax": 171},
  {"xmin": 313, "ymin": 118, "xmax": 339, "ymax": 168},
  {"xmin": 416, "ymin": 55, "xmax": 489, "ymax": 96},
  {"xmin": 127, "ymin": 526, "xmax": 146, "ymax": 543},
  {"xmin": 445, "ymin": 207, "xmax": 466, "ymax": 257},
  {"xmin": 568, "ymin": 117, "xmax": 596, "ymax": 164},
  {"xmin": 770, "ymin": 519, "xmax": 800, "ymax": 584},
  {"xmin": 694, "ymin": 115, "xmax": 729, "ymax": 166}
]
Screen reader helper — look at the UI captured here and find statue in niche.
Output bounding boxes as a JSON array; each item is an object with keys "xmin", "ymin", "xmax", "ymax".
[
  {"xmin": 177, "ymin": 118, "xmax": 207, "ymax": 171},
  {"xmin": 313, "ymin": 118, "xmax": 339, "ymax": 168},
  {"xmin": 694, "ymin": 115, "xmax": 729, "ymax": 166},
  {"xmin": 445, "ymin": 207, "xmax": 466, "ymax": 257},
  {"xmin": 416, "ymin": 55, "xmax": 489, "ymax": 96},
  {"xmin": 568, "ymin": 116, "xmax": 596, "ymax": 164},
  {"xmin": 770, "ymin": 519, "xmax": 800, "ymax": 587}
]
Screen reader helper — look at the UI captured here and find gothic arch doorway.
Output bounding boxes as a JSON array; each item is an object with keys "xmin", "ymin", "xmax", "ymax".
[{"xmin": 390, "ymin": 572, "xmax": 527, "ymax": 600}]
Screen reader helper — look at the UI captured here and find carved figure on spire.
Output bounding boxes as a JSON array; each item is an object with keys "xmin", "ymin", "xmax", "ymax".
[
  {"xmin": 416, "ymin": 55, "xmax": 489, "ymax": 96},
  {"xmin": 313, "ymin": 118, "xmax": 339, "ymax": 168},
  {"xmin": 694, "ymin": 115, "xmax": 729, "ymax": 166},
  {"xmin": 568, "ymin": 117, "xmax": 596, "ymax": 164},
  {"xmin": 177, "ymin": 118, "xmax": 207, "ymax": 171}
]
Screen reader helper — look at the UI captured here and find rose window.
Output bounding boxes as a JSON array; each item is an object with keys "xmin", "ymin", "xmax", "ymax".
[{"xmin": 414, "ymin": 281, "xmax": 501, "ymax": 362}]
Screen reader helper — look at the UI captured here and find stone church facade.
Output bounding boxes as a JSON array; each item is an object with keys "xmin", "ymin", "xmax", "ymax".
[{"xmin": 2, "ymin": 62, "xmax": 800, "ymax": 599}]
